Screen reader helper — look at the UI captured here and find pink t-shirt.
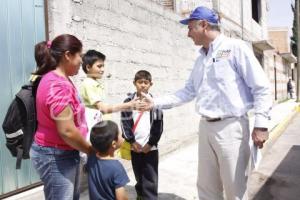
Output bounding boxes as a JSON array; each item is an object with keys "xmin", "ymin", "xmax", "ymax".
[{"xmin": 34, "ymin": 71, "xmax": 88, "ymax": 150}]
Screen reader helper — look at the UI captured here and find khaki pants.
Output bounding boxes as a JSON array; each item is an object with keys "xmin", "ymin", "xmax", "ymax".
[{"xmin": 197, "ymin": 117, "xmax": 250, "ymax": 200}]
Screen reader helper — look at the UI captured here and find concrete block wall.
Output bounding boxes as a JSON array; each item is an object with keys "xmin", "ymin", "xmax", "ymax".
[
  {"xmin": 218, "ymin": 0, "xmax": 268, "ymax": 41},
  {"xmin": 160, "ymin": 0, "xmax": 268, "ymax": 42},
  {"xmin": 174, "ymin": 0, "xmax": 213, "ymax": 14},
  {"xmin": 46, "ymin": 0, "xmax": 274, "ymax": 149},
  {"xmin": 172, "ymin": 0, "xmax": 265, "ymax": 41},
  {"xmin": 47, "ymin": 0, "xmax": 200, "ymax": 149}
]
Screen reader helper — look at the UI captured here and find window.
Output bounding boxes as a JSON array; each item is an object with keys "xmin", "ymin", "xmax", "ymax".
[
  {"xmin": 254, "ymin": 51, "xmax": 264, "ymax": 68},
  {"xmin": 153, "ymin": 0, "xmax": 175, "ymax": 10},
  {"xmin": 252, "ymin": 0, "xmax": 261, "ymax": 23},
  {"xmin": 162, "ymin": 0, "xmax": 175, "ymax": 10}
]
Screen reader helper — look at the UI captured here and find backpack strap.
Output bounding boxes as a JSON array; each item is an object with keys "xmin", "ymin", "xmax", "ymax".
[
  {"xmin": 16, "ymin": 147, "xmax": 23, "ymax": 169},
  {"xmin": 2, "ymin": 78, "xmax": 41, "ymax": 169},
  {"xmin": 132, "ymin": 112, "xmax": 144, "ymax": 133}
]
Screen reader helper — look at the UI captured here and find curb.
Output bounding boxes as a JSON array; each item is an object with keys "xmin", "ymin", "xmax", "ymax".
[{"xmin": 262, "ymin": 104, "xmax": 300, "ymax": 154}]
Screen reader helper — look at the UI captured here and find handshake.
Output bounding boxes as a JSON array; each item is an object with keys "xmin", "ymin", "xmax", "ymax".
[{"xmin": 130, "ymin": 92, "xmax": 154, "ymax": 111}]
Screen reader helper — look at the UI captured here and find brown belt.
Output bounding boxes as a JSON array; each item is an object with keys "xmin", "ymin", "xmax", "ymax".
[{"xmin": 205, "ymin": 117, "xmax": 222, "ymax": 122}]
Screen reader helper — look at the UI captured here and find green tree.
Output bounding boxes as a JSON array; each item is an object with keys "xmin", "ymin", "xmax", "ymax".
[{"xmin": 291, "ymin": 0, "xmax": 298, "ymax": 56}]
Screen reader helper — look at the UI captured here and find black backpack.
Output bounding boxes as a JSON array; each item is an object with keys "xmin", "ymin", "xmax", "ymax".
[{"xmin": 2, "ymin": 77, "xmax": 41, "ymax": 169}]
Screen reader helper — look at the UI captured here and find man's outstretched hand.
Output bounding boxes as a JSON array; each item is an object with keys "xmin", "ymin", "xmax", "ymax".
[{"xmin": 135, "ymin": 92, "xmax": 154, "ymax": 111}]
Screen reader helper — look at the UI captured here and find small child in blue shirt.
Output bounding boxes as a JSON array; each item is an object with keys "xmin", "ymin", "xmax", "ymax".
[{"xmin": 87, "ymin": 120, "xmax": 129, "ymax": 200}]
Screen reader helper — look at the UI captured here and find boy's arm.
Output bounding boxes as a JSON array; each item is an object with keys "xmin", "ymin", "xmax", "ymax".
[
  {"xmin": 82, "ymin": 79, "xmax": 136, "ymax": 114},
  {"xmin": 96, "ymin": 101, "xmax": 134, "ymax": 114},
  {"xmin": 115, "ymin": 187, "xmax": 128, "ymax": 200},
  {"xmin": 148, "ymin": 109, "xmax": 164, "ymax": 147},
  {"xmin": 80, "ymin": 80, "xmax": 103, "ymax": 107},
  {"xmin": 114, "ymin": 163, "xmax": 130, "ymax": 200}
]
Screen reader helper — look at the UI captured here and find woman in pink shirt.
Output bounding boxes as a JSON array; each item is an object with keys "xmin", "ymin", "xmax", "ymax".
[{"xmin": 30, "ymin": 34, "xmax": 92, "ymax": 200}]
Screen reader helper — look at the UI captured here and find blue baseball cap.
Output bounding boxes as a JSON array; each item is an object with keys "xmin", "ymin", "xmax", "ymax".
[{"xmin": 180, "ymin": 6, "xmax": 219, "ymax": 25}]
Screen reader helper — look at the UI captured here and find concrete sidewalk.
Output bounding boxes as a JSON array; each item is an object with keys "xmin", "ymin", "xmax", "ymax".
[
  {"xmin": 248, "ymin": 99, "xmax": 299, "ymax": 133},
  {"xmin": 5, "ymin": 141, "xmax": 199, "ymax": 200},
  {"xmin": 4, "ymin": 99, "xmax": 299, "ymax": 200},
  {"xmin": 81, "ymin": 141, "xmax": 199, "ymax": 200}
]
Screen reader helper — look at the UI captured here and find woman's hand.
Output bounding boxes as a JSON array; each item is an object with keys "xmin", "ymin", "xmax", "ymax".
[{"xmin": 55, "ymin": 105, "xmax": 92, "ymax": 154}]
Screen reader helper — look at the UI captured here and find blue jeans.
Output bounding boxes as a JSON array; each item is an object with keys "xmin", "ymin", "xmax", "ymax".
[{"xmin": 30, "ymin": 142, "xmax": 80, "ymax": 200}]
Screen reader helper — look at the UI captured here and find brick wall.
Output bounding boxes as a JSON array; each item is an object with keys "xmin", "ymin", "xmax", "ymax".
[
  {"xmin": 218, "ymin": 0, "xmax": 268, "ymax": 41},
  {"xmin": 269, "ymin": 28, "xmax": 290, "ymax": 54}
]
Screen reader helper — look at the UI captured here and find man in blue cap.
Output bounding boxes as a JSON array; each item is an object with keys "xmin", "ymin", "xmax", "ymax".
[{"xmin": 138, "ymin": 6, "xmax": 271, "ymax": 200}]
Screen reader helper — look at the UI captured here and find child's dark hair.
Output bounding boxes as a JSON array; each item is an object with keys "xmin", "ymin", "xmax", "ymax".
[
  {"xmin": 134, "ymin": 70, "xmax": 152, "ymax": 82},
  {"xmin": 34, "ymin": 34, "xmax": 82, "ymax": 75},
  {"xmin": 90, "ymin": 120, "xmax": 119, "ymax": 153},
  {"xmin": 82, "ymin": 50, "xmax": 106, "ymax": 73}
]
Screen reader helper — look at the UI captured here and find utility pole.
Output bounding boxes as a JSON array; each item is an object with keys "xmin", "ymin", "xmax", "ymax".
[{"xmin": 297, "ymin": 0, "xmax": 300, "ymax": 101}]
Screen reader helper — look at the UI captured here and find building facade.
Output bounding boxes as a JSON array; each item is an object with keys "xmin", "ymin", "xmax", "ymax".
[
  {"xmin": 267, "ymin": 27, "xmax": 297, "ymax": 101},
  {"xmin": 0, "ymin": 0, "xmax": 297, "ymax": 197}
]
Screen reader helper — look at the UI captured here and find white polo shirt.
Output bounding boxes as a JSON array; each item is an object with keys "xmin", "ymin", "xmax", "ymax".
[{"xmin": 132, "ymin": 109, "xmax": 158, "ymax": 151}]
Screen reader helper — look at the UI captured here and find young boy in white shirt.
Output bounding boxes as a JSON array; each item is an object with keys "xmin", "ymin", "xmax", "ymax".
[{"xmin": 121, "ymin": 70, "xmax": 164, "ymax": 200}]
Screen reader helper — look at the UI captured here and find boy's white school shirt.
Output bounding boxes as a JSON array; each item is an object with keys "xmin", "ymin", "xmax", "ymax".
[{"xmin": 132, "ymin": 95, "xmax": 157, "ymax": 151}]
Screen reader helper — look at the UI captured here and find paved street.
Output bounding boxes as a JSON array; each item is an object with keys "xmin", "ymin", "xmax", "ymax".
[
  {"xmin": 6, "ymin": 111, "xmax": 300, "ymax": 200},
  {"xmin": 248, "ymin": 113, "xmax": 300, "ymax": 200}
]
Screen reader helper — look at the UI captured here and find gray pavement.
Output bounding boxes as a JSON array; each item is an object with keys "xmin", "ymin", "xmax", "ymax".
[
  {"xmin": 5, "ymin": 100, "xmax": 300, "ymax": 200},
  {"xmin": 6, "ymin": 139, "xmax": 199, "ymax": 200},
  {"xmin": 80, "ymin": 140, "xmax": 199, "ymax": 200},
  {"xmin": 248, "ymin": 113, "xmax": 300, "ymax": 200}
]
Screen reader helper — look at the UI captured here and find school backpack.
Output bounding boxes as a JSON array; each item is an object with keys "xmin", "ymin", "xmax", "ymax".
[{"xmin": 2, "ymin": 77, "xmax": 41, "ymax": 169}]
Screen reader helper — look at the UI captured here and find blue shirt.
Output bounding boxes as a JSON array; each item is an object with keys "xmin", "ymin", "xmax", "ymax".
[
  {"xmin": 87, "ymin": 154, "xmax": 129, "ymax": 200},
  {"xmin": 154, "ymin": 34, "xmax": 272, "ymax": 128}
]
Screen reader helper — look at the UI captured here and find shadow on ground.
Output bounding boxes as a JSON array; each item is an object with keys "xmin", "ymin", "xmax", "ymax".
[
  {"xmin": 126, "ymin": 185, "xmax": 187, "ymax": 200},
  {"xmin": 81, "ymin": 184, "xmax": 186, "ymax": 200}
]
